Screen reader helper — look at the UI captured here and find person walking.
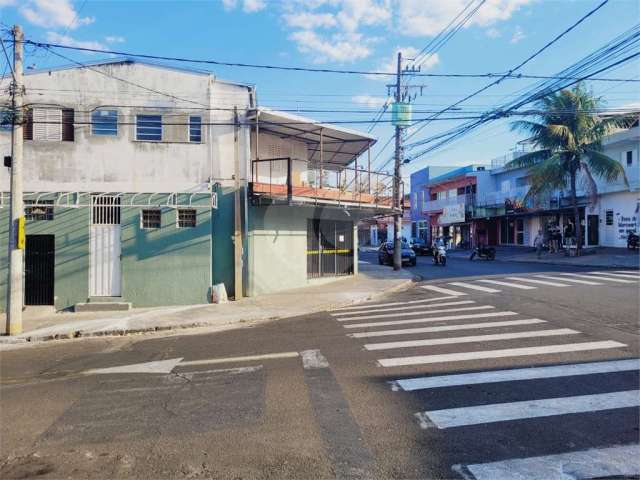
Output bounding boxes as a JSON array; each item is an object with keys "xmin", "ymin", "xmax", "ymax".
[{"xmin": 534, "ymin": 229, "xmax": 544, "ymax": 259}]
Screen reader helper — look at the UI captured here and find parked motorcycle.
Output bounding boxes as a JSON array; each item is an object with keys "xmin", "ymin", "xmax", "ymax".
[
  {"xmin": 628, "ymin": 230, "xmax": 639, "ymax": 250},
  {"xmin": 470, "ymin": 244, "xmax": 496, "ymax": 261},
  {"xmin": 432, "ymin": 244, "xmax": 447, "ymax": 266}
]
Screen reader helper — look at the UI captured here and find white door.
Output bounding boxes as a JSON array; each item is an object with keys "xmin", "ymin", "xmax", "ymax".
[{"xmin": 90, "ymin": 195, "xmax": 121, "ymax": 297}]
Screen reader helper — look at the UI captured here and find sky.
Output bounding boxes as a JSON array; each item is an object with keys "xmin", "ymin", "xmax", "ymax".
[{"xmin": 0, "ymin": 0, "xmax": 638, "ymax": 179}]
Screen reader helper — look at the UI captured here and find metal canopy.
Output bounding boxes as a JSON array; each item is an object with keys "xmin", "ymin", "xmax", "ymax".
[{"xmin": 248, "ymin": 108, "xmax": 377, "ymax": 170}]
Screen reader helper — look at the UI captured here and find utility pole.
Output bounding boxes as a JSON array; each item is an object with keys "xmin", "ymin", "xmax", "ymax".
[
  {"xmin": 392, "ymin": 51, "xmax": 403, "ymax": 271},
  {"xmin": 6, "ymin": 25, "xmax": 24, "ymax": 335},
  {"xmin": 233, "ymin": 107, "xmax": 243, "ymax": 300}
]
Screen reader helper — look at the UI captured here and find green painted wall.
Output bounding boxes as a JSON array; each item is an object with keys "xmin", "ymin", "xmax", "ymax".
[
  {"xmin": 0, "ymin": 205, "xmax": 90, "ymax": 312},
  {"xmin": 212, "ymin": 186, "xmax": 245, "ymax": 297}
]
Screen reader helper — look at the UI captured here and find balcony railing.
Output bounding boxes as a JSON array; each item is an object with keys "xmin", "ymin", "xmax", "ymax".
[
  {"xmin": 475, "ymin": 186, "xmax": 530, "ymax": 207},
  {"xmin": 249, "ymin": 157, "xmax": 396, "ymax": 209},
  {"xmin": 423, "ymin": 194, "xmax": 475, "ymax": 213}
]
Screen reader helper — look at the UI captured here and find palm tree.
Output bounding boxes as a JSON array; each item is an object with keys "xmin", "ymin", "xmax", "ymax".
[{"xmin": 506, "ymin": 83, "xmax": 631, "ymax": 254}]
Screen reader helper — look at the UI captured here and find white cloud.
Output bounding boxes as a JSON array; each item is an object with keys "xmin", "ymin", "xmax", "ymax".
[
  {"xmin": 105, "ymin": 35, "xmax": 125, "ymax": 44},
  {"xmin": 486, "ymin": 27, "xmax": 501, "ymax": 38},
  {"xmin": 221, "ymin": 0, "xmax": 237, "ymax": 10},
  {"xmin": 221, "ymin": 0, "xmax": 265, "ymax": 13},
  {"xmin": 283, "ymin": 12, "xmax": 337, "ymax": 29},
  {"xmin": 45, "ymin": 31, "xmax": 105, "ymax": 51},
  {"xmin": 20, "ymin": 0, "xmax": 94, "ymax": 30},
  {"xmin": 290, "ymin": 30, "xmax": 373, "ymax": 63},
  {"xmin": 510, "ymin": 25, "xmax": 525, "ymax": 44},
  {"xmin": 352, "ymin": 94, "xmax": 389, "ymax": 108},
  {"xmin": 0, "ymin": 0, "xmax": 17, "ymax": 7}
]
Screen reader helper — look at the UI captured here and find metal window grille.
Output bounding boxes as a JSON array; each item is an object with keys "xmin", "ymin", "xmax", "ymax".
[
  {"xmin": 189, "ymin": 116, "xmax": 202, "ymax": 143},
  {"xmin": 606, "ymin": 210, "xmax": 614, "ymax": 226},
  {"xmin": 141, "ymin": 209, "xmax": 161, "ymax": 229},
  {"xmin": 177, "ymin": 209, "xmax": 196, "ymax": 228},
  {"xmin": 25, "ymin": 200, "xmax": 54, "ymax": 221},
  {"xmin": 92, "ymin": 109, "xmax": 118, "ymax": 136},
  {"xmin": 136, "ymin": 114, "xmax": 162, "ymax": 141},
  {"xmin": 91, "ymin": 195, "xmax": 121, "ymax": 225}
]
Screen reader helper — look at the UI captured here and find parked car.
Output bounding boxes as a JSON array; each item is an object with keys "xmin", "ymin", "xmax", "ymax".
[
  {"xmin": 378, "ymin": 241, "xmax": 417, "ymax": 266},
  {"xmin": 410, "ymin": 238, "xmax": 432, "ymax": 256}
]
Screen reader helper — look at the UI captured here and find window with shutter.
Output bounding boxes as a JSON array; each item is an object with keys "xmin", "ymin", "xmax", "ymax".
[
  {"xmin": 24, "ymin": 109, "xmax": 33, "ymax": 140},
  {"xmin": 32, "ymin": 108, "xmax": 62, "ymax": 141},
  {"xmin": 62, "ymin": 109, "xmax": 74, "ymax": 141}
]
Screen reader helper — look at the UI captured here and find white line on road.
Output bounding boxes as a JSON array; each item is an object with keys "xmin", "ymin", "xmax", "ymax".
[
  {"xmin": 300, "ymin": 349, "xmax": 329, "ymax": 369},
  {"xmin": 377, "ymin": 340, "xmax": 626, "ymax": 367},
  {"xmin": 448, "ymin": 282, "xmax": 501, "ymax": 293},
  {"xmin": 394, "ymin": 358, "xmax": 640, "ymax": 391},
  {"xmin": 588, "ymin": 271, "xmax": 640, "ymax": 280},
  {"xmin": 349, "ymin": 319, "xmax": 547, "ymax": 339},
  {"xmin": 336, "ymin": 305, "xmax": 493, "ymax": 322},
  {"xmin": 477, "ymin": 279, "xmax": 537, "ymax": 290},
  {"xmin": 331, "ymin": 300, "xmax": 474, "ymax": 317},
  {"xmin": 557, "ymin": 272, "xmax": 635, "ymax": 284},
  {"xmin": 417, "ymin": 389, "xmax": 640, "ymax": 429},
  {"xmin": 344, "ymin": 311, "xmax": 518, "ymax": 329},
  {"xmin": 331, "ymin": 296, "xmax": 456, "ymax": 312},
  {"xmin": 614, "ymin": 270, "xmax": 640, "ymax": 275},
  {"xmin": 180, "ymin": 352, "xmax": 299, "ymax": 367},
  {"xmin": 505, "ymin": 277, "xmax": 571, "ymax": 287},
  {"xmin": 364, "ymin": 328, "xmax": 579, "ymax": 351},
  {"xmin": 533, "ymin": 274, "xmax": 602, "ymax": 285},
  {"xmin": 421, "ymin": 285, "xmax": 468, "ymax": 296},
  {"xmin": 462, "ymin": 444, "xmax": 640, "ymax": 480},
  {"xmin": 85, "ymin": 357, "xmax": 184, "ymax": 375}
]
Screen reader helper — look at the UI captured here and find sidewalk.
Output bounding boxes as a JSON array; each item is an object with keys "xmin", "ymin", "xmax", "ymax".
[{"xmin": 0, "ymin": 263, "xmax": 416, "ymax": 346}]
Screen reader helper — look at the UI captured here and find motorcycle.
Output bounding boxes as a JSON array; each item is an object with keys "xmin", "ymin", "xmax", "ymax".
[
  {"xmin": 432, "ymin": 244, "xmax": 447, "ymax": 266},
  {"xmin": 470, "ymin": 244, "xmax": 496, "ymax": 261},
  {"xmin": 628, "ymin": 230, "xmax": 639, "ymax": 250}
]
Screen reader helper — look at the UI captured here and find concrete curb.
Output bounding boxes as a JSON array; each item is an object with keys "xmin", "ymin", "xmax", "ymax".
[{"xmin": 0, "ymin": 274, "xmax": 418, "ymax": 347}]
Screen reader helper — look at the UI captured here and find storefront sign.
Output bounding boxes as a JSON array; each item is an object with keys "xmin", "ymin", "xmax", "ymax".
[{"xmin": 440, "ymin": 204, "xmax": 466, "ymax": 224}]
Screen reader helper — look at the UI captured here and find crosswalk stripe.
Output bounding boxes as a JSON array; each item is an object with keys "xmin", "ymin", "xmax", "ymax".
[
  {"xmin": 448, "ymin": 282, "xmax": 501, "ymax": 293},
  {"xmin": 377, "ymin": 340, "xmax": 626, "ymax": 367},
  {"xmin": 394, "ymin": 358, "xmax": 640, "ymax": 391},
  {"xmin": 331, "ymin": 295, "xmax": 455, "ymax": 312},
  {"xmin": 557, "ymin": 272, "xmax": 636, "ymax": 284},
  {"xmin": 416, "ymin": 389, "xmax": 639, "ymax": 429},
  {"xmin": 534, "ymin": 274, "xmax": 602, "ymax": 285},
  {"xmin": 331, "ymin": 300, "xmax": 474, "ymax": 317},
  {"xmin": 463, "ymin": 444, "xmax": 640, "ymax": 480},
  {"xmin": 477, "ymin": 279, "xmax": 537, "ymax": 290},
  {"xmin": 587, "ymin": 271, "xmax": 640, "ymax": 280},
  {"xmin": 421, "ymin": 285, "xmax": 467, "ymax": 296},
  {"xmin": 336, "ymin": 305, "xmax": 493, "ymax": 322},
  {"xmin": 614, "ymin": 270, "xmax": 639, "ymax": 275},
  {"xmin": 344, "ymin": 311, "xmax": 518, "ymax": 329},
  {"xmin": 364, "ymin": 328, "xmax": 579, "ymax": 351},
  {"xmin": 349, "ymin": 319, "xmax": 547, "ymax": 339},
  {"xmin": 504, "ymin": 277, "xmax": 571, "ymax": 287}
]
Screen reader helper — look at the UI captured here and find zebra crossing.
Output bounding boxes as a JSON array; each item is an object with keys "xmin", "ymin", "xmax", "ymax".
[
  {"xmin": 328, "ymin": 274, "xmax": 639, "ymax": 479},
  {"xmin": 420, "ymin": 270, "xmax": 639, "ymax": 295}
]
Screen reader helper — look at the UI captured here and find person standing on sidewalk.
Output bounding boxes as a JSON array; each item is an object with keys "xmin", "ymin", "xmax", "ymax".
[{"xmin": 534, "ymin": 229, "xmax": 545, "ymax": 259}]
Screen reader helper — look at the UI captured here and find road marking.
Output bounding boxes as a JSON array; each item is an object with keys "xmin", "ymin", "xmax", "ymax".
[
  {"xmin": 350, "ymin": 319, "xmax": 547, "ymax": 339},
  {"xmin": 416, "ymin": 389, "xmax": 640, "ymax": 429},
  {"xmin": 614, "ymin": 270, "xmax": 640, "ymax": 275},
  {"xmin": 394, "ymin": 358, "xmax": 640, "ymax": 391},
  {"xmin": 557, "ymin": 272, "xmax": 635, "ymax": 283},
  {"xmin": 505, "ymin": 277, "xmax": 571, "ymax": 287},
  {"xmin": 377, "ymin": 340, "xmax": 626, "ymax": 367},
  {"xmin": 331, "ymin": 300, "xmax": 474, "ymax": 317},
  {"xmin": 587, "ymin": 271, "xmax": 640, "ymax": 280},
  {"xmin": 84, "ymin": 357, "xmax": 184, "ymax": 375},
  {"xmin": 534, "ymin": 274, "xmax": 602, "ymax": 285},
  {"xmin": 180, "ymin": 352, "xmax": 299, "ymax": 366},
  {"xmin": 336, "ymin": 305, "xmax": 493, "ymax": 322},
  {"xmin": 300, "ymin": 349, "xmax": 329, "ymax": 369},
  {"xmin": 421, "ymin": 285, "xmax": 467, "ymax": 296},
  {"xmin": 462, "ymin": 444, "xmax": 640, "ymax": 480},
  {"xmin": 448, "ymin": 282, "xmax": 501, "ymax": 293},
  {"xmin": 344, "ymin": 311, "xmax": 518, "ymax": 329},
  {"xmin": 364, "ymin": 328, "xmax": 579, "ymax": 351},
  {"xmin": 331, "ymin": 296, "xmax": 456, "ymax": 312},
  {"xmin": 477, "ymin": 279, "xmax": 536, "ymax": 290}
]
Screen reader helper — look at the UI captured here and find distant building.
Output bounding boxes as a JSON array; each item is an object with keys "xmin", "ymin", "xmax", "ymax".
[{"xmin": 409, "ymin": 166, "xmax": 454, "ymax": 244}]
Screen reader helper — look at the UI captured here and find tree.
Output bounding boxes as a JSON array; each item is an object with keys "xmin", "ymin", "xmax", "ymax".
[{"xmin": 506, "ymin": 83, "xmax": 631, "ymax": 254}]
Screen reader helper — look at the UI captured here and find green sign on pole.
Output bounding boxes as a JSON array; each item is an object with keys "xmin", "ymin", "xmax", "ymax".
[{"xmin": 392, "ymin": 102, "xmax": 412, "ymax": 127}]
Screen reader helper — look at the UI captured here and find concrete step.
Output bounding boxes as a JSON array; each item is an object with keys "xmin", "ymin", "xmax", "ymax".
[
  {"xmin": 75, "ymin": 302, "xmax": 132, "ymax": 312},
  {"xmin": 87, "ymin": 297, "xmax": 127, "ymax": 303}
]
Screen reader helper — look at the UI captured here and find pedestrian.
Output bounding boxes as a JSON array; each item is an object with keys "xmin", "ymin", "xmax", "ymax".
[{"xmin": 534, "ymin": 229, "xmax": 544, "ymax": 259}]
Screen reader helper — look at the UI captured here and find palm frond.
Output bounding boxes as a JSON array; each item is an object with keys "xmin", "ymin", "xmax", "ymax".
[
  {"xmin": 522, "ymin": 155, "xmax": 568, "ymax": 203},
  {"xmin": 583, "ymin": 149, "xmax": 629, "ymax": 185},
  {"xmin": 580, "ymin": 164, "xmax": 598, "ymax": 206},
  {"xmin": 504, "ymin": 149, "xmax": 553, "ymax": 170}
]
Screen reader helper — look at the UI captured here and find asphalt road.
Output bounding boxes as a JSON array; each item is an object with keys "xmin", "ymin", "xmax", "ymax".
[{"xmin": 1, "ymin": 257, "xmax": 639, "ymax": 479}]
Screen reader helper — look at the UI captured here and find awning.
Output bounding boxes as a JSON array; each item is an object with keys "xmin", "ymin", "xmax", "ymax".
[{"xmin": 247, "ymin": 108, "xmax": 377, "ymax": 170}]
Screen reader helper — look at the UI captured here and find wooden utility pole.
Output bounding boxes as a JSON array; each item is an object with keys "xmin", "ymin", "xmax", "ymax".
[
  {"xmin": 6, "ymin": 25, "xmax": 24, "ymax": 335},
  {"xmin": 233, "ymin": 107, "xmax": 243, "ymax": 299},
  {"xmin": 392, "ymin": 51, "xmax": 403, "ymax": 271}
]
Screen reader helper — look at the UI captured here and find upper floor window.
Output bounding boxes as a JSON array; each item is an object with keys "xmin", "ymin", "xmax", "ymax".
[
  {"xmin": 0, "ymin": 108, "xmax": 12, "ymax": 132},
  {"xmin": 189, "ymin": 116, "xmax": 202, "ymax": 143},
  {"xmin": 24, "ymin": 108, "xmax": 74, "ymax": 142},
  {"xmin": 92, "ymin": 109, "xmax": 118, "ymax": 136},
  {"xmin": 136, "ymin": 114, "xmax": 162, "ymax": 141},
  {"xmin": 626, "ymin": 151, "xmax": 633, "ymax": 166},
  {"xmin": 515, "ymin": 176, "xmax": 529, "ymax": 187}
]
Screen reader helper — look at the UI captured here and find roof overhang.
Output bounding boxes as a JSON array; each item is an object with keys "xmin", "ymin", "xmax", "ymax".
[{"xmin": 248, "ymin": 108, "xmax": 377, "ymax": 170}]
